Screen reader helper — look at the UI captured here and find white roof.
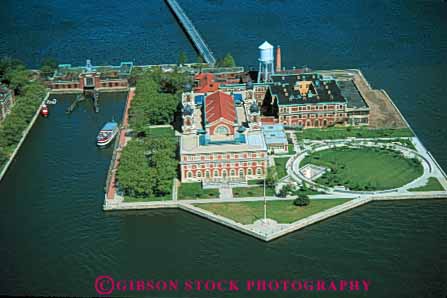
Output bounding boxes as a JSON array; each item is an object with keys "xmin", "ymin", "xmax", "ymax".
[
  {"xmin": 258, "ymin": 41, "xmax": 273, "ymax": 50},
  {"xmin": 181, "ymin": 131, "xmax": 267, "ymax": 155}
]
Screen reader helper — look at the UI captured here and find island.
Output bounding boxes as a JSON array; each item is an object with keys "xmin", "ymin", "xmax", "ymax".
[{"xmin": 98, "ymin": 41, "xmax": 447, "ymax": 241}]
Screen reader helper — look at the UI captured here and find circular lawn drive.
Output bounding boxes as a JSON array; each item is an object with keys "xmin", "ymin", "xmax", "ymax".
[{"xmin": 301, "ymin": 147, "xmax": 423, "ymax": 191}]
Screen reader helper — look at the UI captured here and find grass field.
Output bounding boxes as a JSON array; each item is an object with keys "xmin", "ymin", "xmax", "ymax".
[
  {"xmin": 145, "ymin": 127, "xmax": 175, "ymax": 138},
  {"xmin": 178, "ymin": 182, "xmax": 219, "ymax": 200},
  {"xmin": 274, "ymin": 157, "xmax": 289, "ymax": 179},
  {"xmin": 195, "ymin": 199, "xmax": 351, "ymax": 224},
  {"xmin": 288, "ymin": 144, "xmax": 295, "ymax": 154},
  {"xmin": 301, "ymin": 147, "xmax": 423, "ymax": 191},
  {"xmin": 124, "ymin": 193, "xmax": 172, "ymax": 202},
  {"xmin": 232, "ymin": 185, "xmax": 276, "ymax": 198},
  {"xmin": 408, "ymin": 177, "xmax": 445, "ymax": 192},
  {"xmin": 296, "ymin": 127, "xmax": 413, "ymax": 140}
]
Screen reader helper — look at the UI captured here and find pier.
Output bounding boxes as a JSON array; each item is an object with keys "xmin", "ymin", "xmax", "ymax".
[
  {"xmin": 66, "ymin": 94, "xmax": 85, "ymax": 114},
  {"xmin": 165, "ymin": 0, "xmax": 216, "ymax": 66}
]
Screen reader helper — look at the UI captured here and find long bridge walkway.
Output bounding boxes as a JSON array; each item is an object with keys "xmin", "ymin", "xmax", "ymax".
[{"xmin": 165, "ymin": 0, "xmax": 216, "ymax": 66}]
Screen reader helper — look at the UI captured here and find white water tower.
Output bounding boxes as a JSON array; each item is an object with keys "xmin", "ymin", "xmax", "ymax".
[{"xmin": 257, "ymin": 41, "xmax": 275, "ymax": 83}]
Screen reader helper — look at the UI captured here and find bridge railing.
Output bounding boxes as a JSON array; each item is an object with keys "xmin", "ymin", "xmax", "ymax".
[{"xmin": 165, "ymin": 0, "xmax": 216, "ymax": 66}]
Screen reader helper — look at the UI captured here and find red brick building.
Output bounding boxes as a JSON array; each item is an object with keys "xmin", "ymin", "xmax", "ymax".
[
  {"xmin": 180, "ymin": 89, "xmax": 268, "ymax": 184},
  {"xmin": 262, "ymin": 73, "xmax": 349, "ymax": 128},
  {"xmin": 48, "ymin": 61, "xmax": 132, "ymax": 92},
  {"xmin": 205, "ymin": 91, "xmax": 237, "ymax": 135}
]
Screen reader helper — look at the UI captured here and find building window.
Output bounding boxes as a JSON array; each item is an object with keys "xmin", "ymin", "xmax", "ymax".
[
  {"xmin": 239, "ymin": 169, "xmax": 244, "ymax": 178},
  {"xmin": 230, "ymin": 169, "xmax": 236, "ymax": 176},
  {"xmin": 187, "ymin": 171, "xmax": 192, "ymax": 178},
  {"xmin": 206, "ymin": 171, "xmax": 210, "ymax": 178},
  {"xmin": 222, "ymin": 169, "xmax": 227, "ymax": 178},
  {"xmin": 256, "ymin": 168, "xmax": 263, "ymax": 175},
  {"xmin": 247, "ymin": 168, "xmax": 253, "ymax": 176},
  {"xmin": 197, "ymin": 171, "xmax": 202, "ymax": 178},
  {"xmin": 216, "ymin": 125, "xmax": 229, "ymax": 135}
]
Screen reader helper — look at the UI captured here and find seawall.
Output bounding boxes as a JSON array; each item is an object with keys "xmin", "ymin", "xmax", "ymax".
[{"xmin": 0, "ymin": 92, "xmax": 49, "ymax": 183}]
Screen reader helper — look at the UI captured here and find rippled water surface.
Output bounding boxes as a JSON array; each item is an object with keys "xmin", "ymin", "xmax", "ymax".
[{"xmin": 0, "ymin": 0, "xmax": 446, "ymax": 297}]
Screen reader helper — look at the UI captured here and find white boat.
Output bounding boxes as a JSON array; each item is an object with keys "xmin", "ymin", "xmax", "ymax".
[{"xmin": 96, "ymin": 121, "xmax": 119, "ymax": 147}]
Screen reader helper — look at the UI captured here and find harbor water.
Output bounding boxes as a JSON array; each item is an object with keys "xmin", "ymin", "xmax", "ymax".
[{"xmin": 0, "ymin": 0, "xmax": 446, "ymax": 297}]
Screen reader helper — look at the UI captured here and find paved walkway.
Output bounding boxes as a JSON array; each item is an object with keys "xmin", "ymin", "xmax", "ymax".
[
  {"xmin": 219, "ymin": 186, "xmax": 233, "ymax": 199},
  {"xmin": 288, "ymin": 139, "xmax": 446, "ymax": 196},
  {"xmin": 106, "ymin": 88, "xmax": 135, "ymax": 201}
]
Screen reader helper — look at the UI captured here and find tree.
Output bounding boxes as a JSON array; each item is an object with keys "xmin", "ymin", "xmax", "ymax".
[
  {"xmin": 278, "ymin": 183, "xmax": 293, "ymax": 197},
  {"xmin": 196, "ymin": 55, "xmax": 204, "ymax": 63},
  {"xmin": 293, "ymin": 194, "xmax": 310, "ymax": 207},
  {"xmin": 0, "ymin": 57, "xmax": 25, "ymax": 77},
  {"xmin": 178, "ymin": 51, "xmax": 187, "ymax": 65},
  {"xmin": 278, "ymin": 186, "xmax": 288, "ymax": 198},
  {"xmin": 222, "ymin": 53, "xmax": 236, "ymax": 67},
  {"xmin": 40, "ymin": 58, "xmax": 58, "ymax": 78},
  {"xmin": 5, "ymin": 66, "xmax": 29, "ymax": 95},
  {"xmin": 116, "ymin": 140, "xmax": 154, "ymax": 198},
  {"xmin": 0, "ymin": 150, "xmax": 7, "ymax": 165}
]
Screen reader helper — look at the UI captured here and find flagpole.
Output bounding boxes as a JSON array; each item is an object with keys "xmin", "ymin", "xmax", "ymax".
[{"xmin": 263, "ymin": 177, "xmax": 267, "ymax": 223}]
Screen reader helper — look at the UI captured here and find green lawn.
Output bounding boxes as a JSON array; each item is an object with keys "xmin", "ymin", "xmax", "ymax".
[
  {"xmin": 145, "ymin": 127, "xmax": 175, "ymax": 138},
  {"xmin": 195, "ymin": 199, "xmax": 351, "ymax": 224},
  {"xmin": 232, "ymin": 186, "xmax": 275, "ymax": 198},
  {"xmin": 274, "ymin": 157, "xmax": 289, "ymax": 179},
  {"xmin": 248, "ymin": 179, "xmax": 263, "ymax": 185},
  {"xmin": 178, "ymin": 182, "xmax": 219, "ymax": 200},
  {"xmin": 295, "ymin": 187, "xmax": 323, "ymax": 196},
  {"xmin": 296, "ymin": 127, "xmax": 413, "ymax": 140},
  {"xmin": 288, "ymin": 144, "xmax": 295, "ymax": 154},
  {"xmin": 408, "ymin": 177, "xmax": 445, "ymax": 192},
  {"xmin": 302, "ymin": 147, "xmax": 423, "ymax": 191},
  {"xmin": 124, "ymin": 193, "xmax": 172, "ymax": 202}
]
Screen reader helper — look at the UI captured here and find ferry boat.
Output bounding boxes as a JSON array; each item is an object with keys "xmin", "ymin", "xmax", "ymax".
[
  {"xmin": 40, "ymin": 104, "xmax": 49, "ymax": 117},
  {"xmin": 96, "ymin": 121, "xmax": 119, "ymax": 147}
]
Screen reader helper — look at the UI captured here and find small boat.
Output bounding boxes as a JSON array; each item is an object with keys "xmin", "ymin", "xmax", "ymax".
[
  {"xmin": 96, "ymin": 121, "xmax": 119, "ymax": 147},
  {"xmin": 40, "ymin": 104, "xmax": 49, "ymax": 117},
  {"xmin": 46, "ymin": 98, "xmax": 57, "ymax": 105}
]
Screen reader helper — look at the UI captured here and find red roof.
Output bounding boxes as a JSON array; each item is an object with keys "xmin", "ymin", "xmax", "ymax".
[
  {"xmin": 194, "ymin": 73, "xmax": 220, "ymax": 93},
  {"xmin": 205, "ymin": 91, "xmax": 236, "ymax": 124}
]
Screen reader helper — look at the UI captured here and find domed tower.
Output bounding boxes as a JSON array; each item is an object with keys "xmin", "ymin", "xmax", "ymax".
[
  {"xmin": 182, "ymin": 104, "xmax": 195, "ymax": 134},
  {"xmin": 257, "ymin": 41, "xmax": 275, "ymax": 83},
  {"xmin": 248, "ymin": 101, "xmax": 261, "ymax": 124}
]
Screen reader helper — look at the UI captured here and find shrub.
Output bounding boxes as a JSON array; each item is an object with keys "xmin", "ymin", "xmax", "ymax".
[
  {"xmin": 278, "ymin": 183, "xmax": 294, "ymax": 197},
  {"xmin": 278, "ymin": 187, "xmax": 288, "ymax": 198},
  {"xmin": 293, "ymin": 194, "xmax": 310, "ymax": 207}
]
